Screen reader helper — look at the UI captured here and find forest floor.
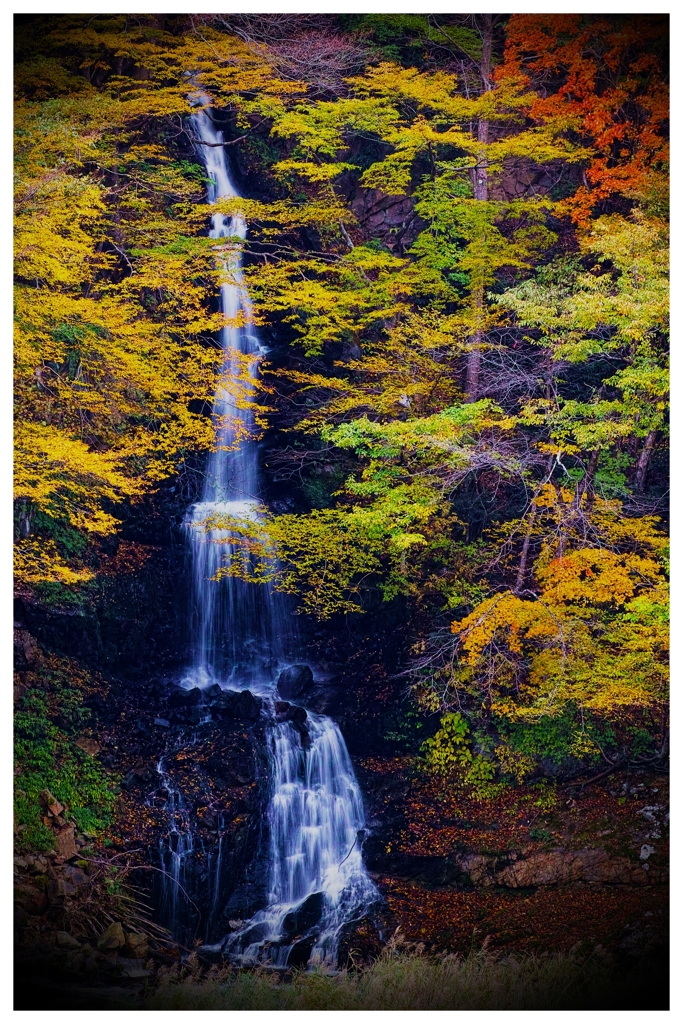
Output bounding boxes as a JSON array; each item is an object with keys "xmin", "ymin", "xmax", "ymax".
[
  {"xmin": 356, "ymin": 754, "xmax": 668, "ymax": 958},
  {"xmin": 14, "ymin": 631, "xmax": 669, "ymax": 1010}
]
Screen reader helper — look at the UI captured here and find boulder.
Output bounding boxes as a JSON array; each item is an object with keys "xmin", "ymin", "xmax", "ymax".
[
  {"xmin": 287, "ymin": 936, "xmax": 316, "ymax": 970},
  {"xmin": 205, "ymin": 683, "xmax": 224, "ymax": 703},
  {"xmin": 97, "ymin": 920, "xmax": 126, "ymax": 952},
  {"xmin": 123, "ymin": 932, "xmax": 149, "ymax": 959},
  {"xmin": 55, "ymin": 825, "xmax": 78, "ymax": 861},
  {"xmin": 75, "ymin": 736, "xmax": 101, "ymax": 756},
  {"xmin": 117, "ymin": 956, "xmax": 151, "ymax": 978},
  {"xmin": 39, "ymin": 790, "xmax": 64, "ymax": 817},
  {"xmin": 214, "ymin": 689, "xmax": 262, "ymax": 722},
  {"xmin": 277, "ymin": 665, "xmax": 314, "ymax": 701},
  {"xmin": 14, "ymin": 881, "xmax": 48, "ymax": 916},
  {"xmin": 274, "ymin": 700, "xmax": 310, "ymax": 747},
  {"xmin": 169, "ymin": 686, "xmax": 203, "ymax": 708},
  {"xmin": 56, "ymin": 931, "xmax": 81, "ymax": 949},
  {"xmin": 121, "ymin": 770, "xmax": 139, "ymax": 791},
  {"xmin": 282, "ymin": 891, "xmax": 325, "ymax": 938},
  {"xmin": 64, "ymin": 864, "xmax": 88, "ymax": 888},
  {"xmin": 14, "ymin": 628, "xmax": 39, "ymax": 668},
  {"xmin": 274, "ymin": 701, "xmax": 307, "ymax": 726}
]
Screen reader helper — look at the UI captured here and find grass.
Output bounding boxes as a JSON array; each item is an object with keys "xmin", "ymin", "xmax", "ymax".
[{"xmin": 141, "ymin": 944, "xmax": 667, "ymax": 1011}]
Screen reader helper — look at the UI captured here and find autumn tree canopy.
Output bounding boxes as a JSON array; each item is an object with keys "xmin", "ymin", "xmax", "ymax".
[{"xmin": 14, "ymin": 13, "xmax": 668, "ymax": 784}]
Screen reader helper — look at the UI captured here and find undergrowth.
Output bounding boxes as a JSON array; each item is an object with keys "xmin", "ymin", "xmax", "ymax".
[
  {"xmin": 14, "ymin": 653, "xmax": 117, "ymax": 849},
  {"xmin": 143, "ymin": 945, "xmax": 655, "ymax": 1011}
]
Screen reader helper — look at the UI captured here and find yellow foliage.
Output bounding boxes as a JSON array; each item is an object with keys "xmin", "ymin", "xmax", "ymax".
[{"xmin": 14, "ymin": 539, "xmax": 94, "ymax": 587}]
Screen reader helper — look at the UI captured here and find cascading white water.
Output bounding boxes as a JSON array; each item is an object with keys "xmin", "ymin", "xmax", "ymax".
[
  {"xmin": 170, "ymin": 98, "xmax": 378, "ymax": 968},
  {"xmin": 152, "ymin": 754, "xmax": 197, "ymax": 944},
  {"xmin": 183, "ymin": 101, "xmax": 290, "ymax": 690},
  {"xmin": 225, "ymin": 714, "xmax": 378, "ymax": 967}
]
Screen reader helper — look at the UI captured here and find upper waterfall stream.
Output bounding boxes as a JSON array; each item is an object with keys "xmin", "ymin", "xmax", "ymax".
[{"xmin": 158, "ymin": 101, "xmax": 379, "ymax": 968}]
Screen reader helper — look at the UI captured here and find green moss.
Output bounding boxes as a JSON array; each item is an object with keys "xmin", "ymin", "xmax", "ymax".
[{"xmin": 14, "ymin": 657, "xmax": 118, "ymax": 851}]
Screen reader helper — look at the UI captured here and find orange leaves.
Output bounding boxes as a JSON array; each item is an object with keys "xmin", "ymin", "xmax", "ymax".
[
  {"xmin": 500, "ymin": 14, "xmax": 668, "ymax": 226},
  {"xmin": 537, "ymin": 549, "xmax": 663, "ymax": 608}
]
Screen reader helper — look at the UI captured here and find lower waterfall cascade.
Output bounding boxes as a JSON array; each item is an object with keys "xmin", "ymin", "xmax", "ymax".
[{"xmin": 154, "ymin": 98, "xmax": 379, "ymax": 968}]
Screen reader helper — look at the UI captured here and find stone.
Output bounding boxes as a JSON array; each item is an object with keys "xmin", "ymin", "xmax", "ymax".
[
  {"xmin": 14, "ymin": 628, "xmax": 39, "ymax": 667},
  {"xmin": 215, "ymin": 689, "xmax": 262, "ymax": 722},
  {"xmin": 49, "ymin": 875, "xmax": 76, "ymax": 898},
  {"xmin": 121, "ymin": 770, "xmax": 139, "ymax": 791},
  {"xmin": 282, "ymin": 891, "xmax": 325, "ymax": 938},
  {"xmin": 56, "ymin": 931, "xmax": 81, "ymax": 949},
  {"xmin": 169, "ymin": 686, "xmax": 203, "ymax": 708},
  {"xmin": 154, "ymin": 717, "xmax": 170, "ymax": 727},
  {"xmin": 274, "ymin": 701, "xmax": 307, "ymax": 726},
  {"xmin": 39, "ymin": 790, "xmax": 64, "ymax": 817},
  {"xmin": 277, "ymin": 665, "xmax": 314, "ymax": 701},
  {"xmin": 14, "ymin": 881, "xmax": 48, "ymax": 915},
  {"xmin": 55, "ymin": 825, "xmax": 78, "ymax": 861},
  {"xmin": 64, "ymin": 865, "xmax": 88, "ymax": 888},
  {"xmin": 14, "ymin": 857, "xmax": 28, "ymax": 872},
  {"xmin": 65, "ymin": 951, "xmax": 86, "ymax": 973},
  {"xmin": 97, "ymin": 920, "xmax": 126, "ymax": 952},
  {"xmin": 117, "ymin": 956, "xmax": 151, "ymax": 978},
  {"xmin": 75, "ymin": 736, "xmax": 101, "ymax": 756},
  {"xmin": 287, "ymin": 937, "xmax": 315, "ymax": 970},
  {"xmin": 123, "ymin": 931, "xmax": 149, "ymax": 959},
  {"xmin": 205, "ymin": 683, "xmax": 224, "ymax": 703},
  {"xmin": 274, "ymin": 700, "xmax": 310, "ymax": 747}
]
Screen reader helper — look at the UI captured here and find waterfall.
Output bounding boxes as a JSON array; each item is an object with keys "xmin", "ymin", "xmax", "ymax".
[
  {"xmin": 183, "ymin": 102, "xmax": 290, "ymax": 690},
  {"xmin": 224, "ymin": 714, "xmax": 378, "ymax": 967},
  {"xmin": 152, "ymin": 755, "xmax": 198, "ymax": 946},
  {"xmin": 161, "ymin": 98, "xmax": 378, "ymax": 968}
]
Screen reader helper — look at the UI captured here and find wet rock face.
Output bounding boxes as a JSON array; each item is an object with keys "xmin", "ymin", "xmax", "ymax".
[
  {"xmin": 277, "ymin": 664, "xmax": 314, "ymax": 701},
  {"xmin": 276, "ymin": 892, "xmax": 327, "ymax": 969},
  {"xmin": 14, "ymin": 626, "xmax": 39, "ymax": 669},
  {"xmin": 16, "ymin": 540, "xmax": 191, "ymax": 676},
  {"xmin": 64, "ymin": 675, "xmax": 270, "ymax": 949},
  {"xmin": 334, "ymin": 165, "xmax": 424, "ymax": 255},
  {"xmin": 282, "ymin": 891, "xmax": 325, "ymax": 938},
  {"xmin": 142, "ymin": 708, "xmax": 268, "ymax": 946},
  {"xmin": 211, "ymin": 689, "xmax": 263, "ymax": 722},
  {"xmin": 274, "ymin": 701, "xmax": 310, "ymax": 747}
]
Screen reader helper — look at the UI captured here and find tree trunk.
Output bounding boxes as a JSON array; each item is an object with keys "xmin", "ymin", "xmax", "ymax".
[
  {"xmin": 584, "ymin": 449, "xmax": 599, "ymax": 508},
  {"xmin": 513, "ymin": 505, "xmax": 537, "ymax": 595},
  {"xmin": 634, "ymin": 429, "xmax": 657, "ymax": 492},
  {"xmin": 466, "ymin": 14, "xmax": 493, "ymax": 402}
]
